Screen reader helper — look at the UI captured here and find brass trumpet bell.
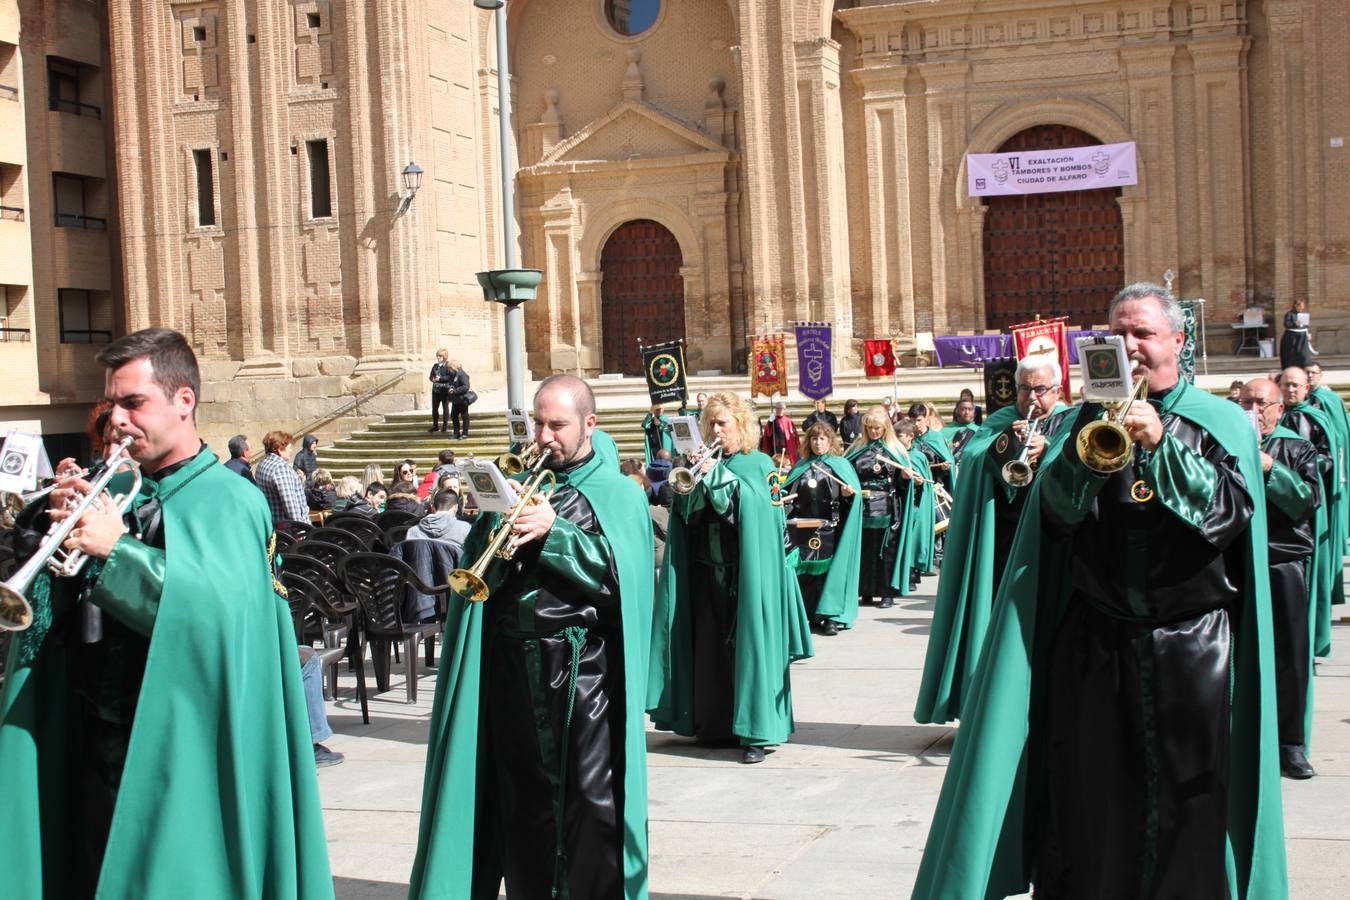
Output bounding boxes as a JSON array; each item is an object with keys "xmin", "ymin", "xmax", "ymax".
[
  {"xmin": 1077, "ymin": 418, "xmax": 1134, "ymax": 474},
  {"xmin": 497, "ymin": 442, "xmax": 541, "ymax": 476},
  {"xmin": 448, "ymin": 569, "xmax": 490, "ymax": 604},
  {"xmin": 1001, "ymin": 458, "xmax": 1034, "ymax": 487}
]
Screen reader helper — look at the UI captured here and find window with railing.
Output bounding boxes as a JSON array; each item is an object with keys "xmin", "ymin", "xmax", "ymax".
[
  {"xmin": 0, "ymin": 162, "xmax": 24, "ymax": 221},
  {"xmin": 47, "ymin": 56, "xmax": 101, "ymax": 119},
  {"xmin": 58, "ymin": 288, "xmax": 111, "ymax": 344},
  {"xmin": 0, "ymin": 40, "xmax": 17, "ymax": 100},
  {"xmin": 52, "ymin": 173, "xmax": 107, "ymax": 230},
  {"xmin": 1, "ymin": 284, "xmax": 32, "ymax": 341}
]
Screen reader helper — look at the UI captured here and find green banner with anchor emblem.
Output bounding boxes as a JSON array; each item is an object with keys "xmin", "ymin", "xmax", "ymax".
[{"xmin": 641, "ymin": 340, "xmax": 688, "ymax": 406}]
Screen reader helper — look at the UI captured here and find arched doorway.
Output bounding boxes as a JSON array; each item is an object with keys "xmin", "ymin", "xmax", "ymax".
[
  {"xmin": 600, "ymin": 219, "xmax": 685, "ymax": 375},
  {"xmin": 983, "ymin": 124, "xmax": 1125, "ymax": 331}
]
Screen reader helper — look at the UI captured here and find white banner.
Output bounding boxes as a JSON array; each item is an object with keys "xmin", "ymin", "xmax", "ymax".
[{"xmin": 967, "ymin": 141, "xmax": 1138, "ymax": 197}]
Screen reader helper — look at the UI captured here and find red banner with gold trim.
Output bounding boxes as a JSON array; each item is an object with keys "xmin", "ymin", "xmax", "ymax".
[
  {"xmin": 1009, "ymin": 316, "xmax": 1071, "ymax": 397},
  {"xmin": 750, "ymin": 334, "xmax": 788, "ymax": 398}
]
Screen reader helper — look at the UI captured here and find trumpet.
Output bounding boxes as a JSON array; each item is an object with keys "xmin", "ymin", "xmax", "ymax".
[
  {"xmin": 1, "ymin": 437, "xmax": 142, "ymax": 632},
  {"xmin": 1077, "ymin": 375, "xmax": 1150, "ymax": 474},
  {"xmin": 448, "ymin": 451, "xmax": 557, "ymax": 603},
  {"xmin": 497, "ymin": 442, "xmax": 541, "ymax": 476},
  {"xmin": 670, "ymin": 439, "xmax": 722, "ymax": 495},
  {"xmin": 1001, "ymin": 409, "xmax": 1045, "ymax": 488}
]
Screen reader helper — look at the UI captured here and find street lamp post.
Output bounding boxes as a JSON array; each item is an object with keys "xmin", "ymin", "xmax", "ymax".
[{"xmin": 473, "ymin": 0, "xmax": 530, "ymax": 413}]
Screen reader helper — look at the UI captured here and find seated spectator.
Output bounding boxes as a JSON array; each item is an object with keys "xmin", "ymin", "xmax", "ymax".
[
  {"xmin": 225, "ymin": 434, "xmax": 255, "ymax": 484},
  {"xmin": 334, "ymin": 476, "xmax": 363, "ymax": 510},
  {"xmin": 342, "ymin": 481, "xmax": 385, "ymax": 517},
  {"xmin": 299, "ymin": 647, "xmax": 343, "ymax": 768},
  {"xmin": 406, "ymin": 490, "xmax": 471, "ymax": 551},
  {"xmin": 1227, "ymin": 379, "xmax": 1245, "ymax": 402},
  {"xmin": 619, "ymin": 457, "xmax": 644, "ymax": 477},
  {"xmin": 256, "ymin": 430, "xmax": 309, "ymax": 524},
  {"xmin": 645, "ymin": 448, "xmax": 674, "ymax": 507},
  {"xmin": 307, "ymin": 468, "xmax": 337, "ymax": 513},
  {"xmin": 419, "ymin": 448, "xmax": 457, "ymax": 500},
  {"xmin": 385, "ymin": 480, "xmax": 423, "ymax": 516},
  {"xmin": 293, "ymin": 434, "xmax": 319, "ymax": 483},
  {"xmin": 363, "ymin": 463, "xmax": 384, "ymax": 491},
  {"xmin": 393, "ymin": 458, "xmax": 417, "ymax": 487}
]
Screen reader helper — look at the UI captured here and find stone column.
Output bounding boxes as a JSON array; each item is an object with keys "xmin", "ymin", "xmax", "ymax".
[{"xmin": 1120, "ymin": 44, "xmax": 1180, "ymax": 284}]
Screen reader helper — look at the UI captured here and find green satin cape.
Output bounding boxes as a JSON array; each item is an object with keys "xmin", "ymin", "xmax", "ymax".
[
  {"xmin": 913, "ymin": 405, "xmax": 1067, "ymax": 725},
  {"xmin": 783, "ymin": 454, "xmax": 863, "ymax": 627},
  {"xmin": 647, "ymin": 450, "xmax": 813, "ymax": 747},
  {"xmin": 918, "ymin": 429, "xmax": 958, "ymax": 493},
  {"xmin": 1310, "ymin": 384, "xmax": 1350, "ymax": 575},
  {"xmin": 906, "ymin": 450, "xmax": 937, "ymax": 578},
  {"xmin": 0, "ymin": 447, "xmax": 334, "ymax": 900},
  {"xmin": 407, "ymin": 448, "xmax": 654, "ymax": 900},
  {"xmin": 1282, "ymin": 399, "xmax": 1344, "ymax": 656},
  {"xmin": 845, "ymin": 440, "xmax": 915, "ymax": 592},
  {"xmin": 912, "ymin": 380, "xmax": 1286, "ymax": 900}
]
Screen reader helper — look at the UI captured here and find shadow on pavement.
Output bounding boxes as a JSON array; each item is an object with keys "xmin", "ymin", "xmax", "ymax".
[
  {"xmin": 334, "ymin": 876, "xmax": 757, "ymax": 900},
  {"xmin": 328, "ymin": 711, "xmax": 431, "ymax": 745},
  {"xmin": 792, "ymin": 721, "xmax": 954, "ymax": 757},
  {"xmin": 873, "ymin": 616, "xmax": 933, "ymax": 636}
]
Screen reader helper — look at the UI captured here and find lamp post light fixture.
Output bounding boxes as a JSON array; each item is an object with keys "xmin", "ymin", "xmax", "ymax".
[
  {"xmin": 401, "ymin": 161, "xmax": 424, "ymax": 198},
  {"xmin": 472, "ymin": 0, "xmax": 530, "ymax": 412}
]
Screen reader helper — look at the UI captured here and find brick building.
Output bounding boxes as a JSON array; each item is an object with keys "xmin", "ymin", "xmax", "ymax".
[{"xmin": 2, "ymin": 1, "xmax": 1347, "ymax": 450}]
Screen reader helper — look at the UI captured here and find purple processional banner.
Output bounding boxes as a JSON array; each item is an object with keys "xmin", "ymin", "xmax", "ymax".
[
  {"xmin": 794, "ymin": 323, "xmax": 833, "ymax": 400},
  {"xmin": 967, "ymin": 141, "xmax": 1138, "ymax": 197}
]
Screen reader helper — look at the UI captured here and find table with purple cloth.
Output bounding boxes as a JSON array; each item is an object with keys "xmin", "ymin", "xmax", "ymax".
[{"xmin": 932, "ymin": 330, "xmax": 1110, "ymax": 367}]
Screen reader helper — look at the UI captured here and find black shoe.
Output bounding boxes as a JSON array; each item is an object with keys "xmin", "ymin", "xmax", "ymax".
[
  {"xmin": 428, "ymin": 426, "xmax": 438, "ymax": 433},
  {"xmin": 1280, "ymin": 744, "xmax": 1315, "ymax": 779},
  {"xmin": 440, "ymin": 427, "xmax": 449, "ymax": 433},
  {"xmin": 314, "ymin": 743, "xmax": 345, "ymax": 768},
  {"xmin": 452, "ymin": 433, "xmax": 461, "ymax": 440},
  {"xmin": 741, "ymin": 746, "xmax": 766, "ymax": 764},
  {"xmin": 877, "ymin": 597, "xmax": 895, "ymax": 609},
  {"xmin": 818, "ymin": 619, "xmax": 839, "ymax": 636}
]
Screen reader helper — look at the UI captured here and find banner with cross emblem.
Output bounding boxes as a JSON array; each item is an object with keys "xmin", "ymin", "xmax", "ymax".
[
  {"xmin": 641, "ymin": 340, "xmax": 688, "ymax": 405},
  {"xmin": 793, "ymin": 322, "xmax": 833, "ymax": 400}
]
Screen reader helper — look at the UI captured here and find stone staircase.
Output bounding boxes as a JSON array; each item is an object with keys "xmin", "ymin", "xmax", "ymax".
[{"xmin": 316, "ymin": 361, "xmax": 1350, "ymax": 481}]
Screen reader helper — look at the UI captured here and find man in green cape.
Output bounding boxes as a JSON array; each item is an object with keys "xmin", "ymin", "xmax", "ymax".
[
  {"xmin": 782, "ymin": 423, "xmax": 863, "ymax": 635},
  {"xmin": 1280, "ymin": 365, "xmax": 1344, "ymax": 655},
  {"xmin": 914, "ymin": 356, "xmax": 1071, "ymax": 725},
  {"xmin": 1306, "ymin": 361, "xmax": 1350, "ymax": 537},
  {"xmin": 409, "ymin": 376, "xmax": 654, "ymax": 900},
  {"xmin": 647, "ymin": 390, "xmax": 812, "ymax": 766},
  {"xmin": 940, "ymin": 397, "xmax": 981, "ymax": 464},
  {"xmin": 914, "ymin": 285, "xmax": 1286, "ymax": 899},
  {"xmin": 1243, "ymin": 378, "xmax": 1321, "ymax": 779},
  {"xmin": 642, "ymin": 403, "xmax": 675, "ymax": 466},
  {"xmin": 911, "ymin": 404, "xmax": 957, "ymax": 495},
  {"xmin": 0, "ymin": 328, "xmax": 332, "ymax": 900}
]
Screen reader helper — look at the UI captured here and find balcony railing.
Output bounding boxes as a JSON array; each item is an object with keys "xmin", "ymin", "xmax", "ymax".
[
  {"xmin": 0, "ymin": 84, "xmax": 17, "ymax": 100},
  {"xmin": 0, "ymin": 326, "xmax": 32, "ymax": 342},
  {"xmin": 60, "ymin": 328, "xmax": 112, "ymax": 344},
  {"xmin": 0, "ymin": 205, "xmax": 24, "ymax": 221},
  {"xmin": 54, "ymin": 212, "xmax": 106, "ymax": 230},
  {"xmin": 48, "ymin": 96, "xmax": 101, "ymax": 118}
]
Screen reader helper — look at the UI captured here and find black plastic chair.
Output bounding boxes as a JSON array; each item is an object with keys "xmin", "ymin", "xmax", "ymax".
[
  {"xmin": 337, "ymin": 552, "xmax": 451, "ymax": 722},
  {"xmin": 280, "ymin": 552, "xmax": 360, "ymax": 679},
  {"xmin": 383, "ymin": 523, "xmax": 414, "ymax": 549},
  {"xmin": 325, "ymin": 514, "xmax": 386, "ymax": 549},
  {"xmin": 281, "ymin": 572, "xmax": 348, "ymax": 701},
  {"xmin": 308, "ymin": 526, "xmax": 369, "ymax": 553},
  {"xmin": 376, "ymin": 510, "xmax": 422, "ymax": 531},
  {"xmin": 289, "ymin": 539, "xmax": 350, "ymax": 571},
  {"xmin": 276, "ymin": 519, "xmax": 314, "ymax": 542}
]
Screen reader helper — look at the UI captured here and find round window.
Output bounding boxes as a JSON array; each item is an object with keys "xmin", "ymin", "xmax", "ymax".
[{"xmin": 604, "ymin": 0, "xmax": 660, "ymax": 37}]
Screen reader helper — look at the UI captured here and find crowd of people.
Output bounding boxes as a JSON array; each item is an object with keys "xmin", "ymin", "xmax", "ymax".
[{"xmin": 1, "ymin": 280, "xmax": 1342, "ymax": 898}]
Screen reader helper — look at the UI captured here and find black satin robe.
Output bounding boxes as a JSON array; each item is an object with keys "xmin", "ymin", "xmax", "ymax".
[
  {"xmin": 783, "ymin": 473, "xmax": 844, "ymax": 620},
  {"xmin": 1034, "ymin": 392, "xmax": 1254, "ymax": 900},
  {"xmin": 682, "ymin": 477, "xmax": 742, "ymax": 743},
  {"xmin": 851, "ymin": 446, "xmax": 909, "ymax": 599},
  {"xmin": 988, "ymin": 409, "xmax": 1071, "ymax": 581},
  {"xmin": 476, "ymin": 466, "xmax": 626, "ymax": 900},
  {"xmin": 1264, "ymin": 434, "xmax": 1321, "ymax": 747}
]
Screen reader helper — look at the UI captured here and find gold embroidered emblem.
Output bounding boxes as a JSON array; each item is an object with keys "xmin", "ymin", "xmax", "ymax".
[
  {"xmin": 808, "ymin": 536, "xmax": 822, "ymax": 551},
  {"xmin": 268, "ymin": 531, "xmax": 289, "ymax": 598},
  {"xmin": 1130, "ymin": 480, "xmax": 1155, "ymax": 503}
]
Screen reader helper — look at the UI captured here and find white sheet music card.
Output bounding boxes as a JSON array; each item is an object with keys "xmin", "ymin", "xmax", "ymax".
[
  {"xmin": 668, "ymin": 415, "xmax": 703, "ymax": 455},
  {"xmin": 456, "ymin": 458, "xmax": 521, "ymax": 514},
  {"xmin": 0, "ymin": 432, "xmax": 46, "ymax": 494},
  {"xmin": 1076, "ymin": 335, "xmax": 1134, "ymax": 402},
  {"xmin": 506, "ymin": 410, "xmax": 534, "ymax": 444}
]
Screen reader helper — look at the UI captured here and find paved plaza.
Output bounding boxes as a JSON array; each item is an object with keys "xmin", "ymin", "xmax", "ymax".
[{"xmin": 319, "ymin": 571, "xmax": 1350, "ymax": 899}]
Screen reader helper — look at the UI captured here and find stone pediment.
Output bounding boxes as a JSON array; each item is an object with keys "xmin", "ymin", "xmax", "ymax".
[{"xmin": 542, "ymin": 100, "xmax": 727, "ymax": 165}]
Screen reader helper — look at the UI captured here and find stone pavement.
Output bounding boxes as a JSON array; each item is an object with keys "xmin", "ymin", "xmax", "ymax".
[{"xmin": 319, "ymin": 574, "xmax": 1350, "ymax": 899}]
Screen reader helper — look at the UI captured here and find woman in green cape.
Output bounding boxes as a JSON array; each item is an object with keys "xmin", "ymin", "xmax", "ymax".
[
  {"xmin": 647, "ymin": 391, "xmax": 812, "ymax": 765},
  {"xmin": 783, "ymin": 422, "xmax": 863, "ymax": 635},
  {"xmin": 846, "ymin": 406, "xmax": 919, "ymax": 608}
]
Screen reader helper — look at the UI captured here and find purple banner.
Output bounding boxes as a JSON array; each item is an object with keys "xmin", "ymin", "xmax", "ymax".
[{"xmin": 794, "ymin": 323, "xmax": 833, "ymax": 400}]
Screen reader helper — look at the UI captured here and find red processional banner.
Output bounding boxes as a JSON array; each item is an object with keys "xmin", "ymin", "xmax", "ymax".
[
  {"xmin": 750, "ymin": 334, "xmax": 788, "ymax": 398},
  {"xmin": 863, "ymin": 339, "xmax": 897, "ymax": 377},
  {"xmin": 1009, "ymin": 317, "xmax": 1071, "ymax": 397}
]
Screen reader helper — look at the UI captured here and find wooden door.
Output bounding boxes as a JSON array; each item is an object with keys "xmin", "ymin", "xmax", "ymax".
[
  {"xmin": 983, "ymin": 124, "xmax": 1124, "ymax": 331},
  {"xmin": 600, "ymin": 219, "xmax": 686, "ymax": 375}
]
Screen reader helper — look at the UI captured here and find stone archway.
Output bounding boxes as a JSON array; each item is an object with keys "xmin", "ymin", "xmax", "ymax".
[
  {"xmin": 600, "ymin": 219, "xmax": 686, "ymax": 375},
  {"xmin": 982, "ymin": 124, "xmax": 1125, "ymax": 330}
]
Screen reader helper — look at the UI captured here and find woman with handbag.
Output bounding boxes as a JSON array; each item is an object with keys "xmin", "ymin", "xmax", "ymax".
[
  {"xmin": 428, "ymin": 348, "xmax": 452, "ymax": 433},
  {"xmin": 447, "ymin": 359, "xmax": 474, "ymax": 439}
]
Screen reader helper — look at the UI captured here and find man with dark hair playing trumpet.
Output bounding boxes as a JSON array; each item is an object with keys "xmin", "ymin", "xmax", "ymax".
[
  {"xmin": 410, "ymin": 374, "xmax": 654, "ymax": 900},
  {"xmin": 915, "ymin": 284, "xmax": 1286, "ymax": 900},
  {"xmin": 0, "ymin": 327, "xmax": 332, "ymax": 899}
]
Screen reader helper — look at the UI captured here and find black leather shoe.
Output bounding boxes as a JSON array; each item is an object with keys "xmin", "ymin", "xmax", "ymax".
[
  {"xmin": 1280, "ymin": 744, "xmax": 1315, "ymax": 779},
  {"xmin": 428, "ymin": 426, "xmax": 438, "ymax": 433},
  {"xmin": 818, "ymin": 619, "xmax": 838, "ymax": 636},
  {"xmin": 741, "ymin": 746, "xmax": 766, "ymax": 764},
  {"xmin": 877, "ymin": 597, "xmax": 894, "ymax": 609}
]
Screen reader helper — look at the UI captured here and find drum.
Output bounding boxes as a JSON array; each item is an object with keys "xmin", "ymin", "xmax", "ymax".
[{"xmin": 933, "ymin": 485, "xmax": 954, "ymax": 535}]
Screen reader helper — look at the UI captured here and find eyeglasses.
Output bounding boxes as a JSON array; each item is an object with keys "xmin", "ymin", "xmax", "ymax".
[
  {"xmin": 1016, "ymin": 384, "xmax": 1058, "ymax": 396},
  {"xmin": 1238, "ymin": 398, "xmax": 1277, "ymax": 410}
]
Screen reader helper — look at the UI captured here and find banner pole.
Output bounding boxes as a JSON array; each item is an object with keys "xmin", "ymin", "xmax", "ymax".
[{"xmin": 1197, "ymin": 298, "xmax": 1209, "ymax": 375}]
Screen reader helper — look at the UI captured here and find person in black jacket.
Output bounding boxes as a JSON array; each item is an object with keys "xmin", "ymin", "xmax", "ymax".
[
  {"xmin": 801, "ymin": 398, "xmax": 839, "ymax": 434},
  {"xmin": 447, "ymin": 359, "xmax": 472, "ymax": 439},
  {"xmin": 224, "ymin": 434, "xmax": 255, "ymax": 484},
  {"xmin": 293, "ymin": 434, "xmax": 319, "ymax": 483},
  {"xmin": 429, "ymin": 348, "xmax": 452, "ymax": 433},
  {"xmin": 838, "ymin": 399, "xmax": 863, "ymax": 446}
]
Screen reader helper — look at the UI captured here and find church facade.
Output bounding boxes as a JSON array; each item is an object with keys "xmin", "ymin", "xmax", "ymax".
[{"xmin": 4, "ymin": 1, "xmax": 1345, "ymax": 445}]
